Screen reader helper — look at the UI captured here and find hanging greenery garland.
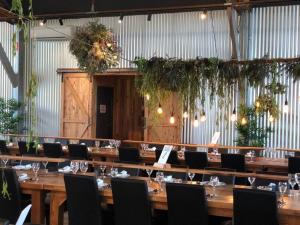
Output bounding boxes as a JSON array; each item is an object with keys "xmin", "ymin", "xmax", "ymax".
[
  {"xmin": 69, "ymin": 22, "xmax": 121, "ymax": 74},
  {"xmin": 134, "ymin": 57, "xmax": 300, "ymax": 116}
]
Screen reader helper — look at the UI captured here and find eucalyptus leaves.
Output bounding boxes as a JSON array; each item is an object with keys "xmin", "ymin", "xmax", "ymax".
[{"xmin": 134, "ymin": 57, "xmax": 300, "ymax": 117}]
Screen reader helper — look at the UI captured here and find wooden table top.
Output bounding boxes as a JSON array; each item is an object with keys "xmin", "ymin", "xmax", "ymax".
[{"xmin": 18, "ymin": 171, "xmax": 300, "ymax": 217}]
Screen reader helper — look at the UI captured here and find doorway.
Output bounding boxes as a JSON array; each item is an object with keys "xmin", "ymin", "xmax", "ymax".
[{"xmin": 96, "ymin": 86, "xmax": 114, "ymax": 138}]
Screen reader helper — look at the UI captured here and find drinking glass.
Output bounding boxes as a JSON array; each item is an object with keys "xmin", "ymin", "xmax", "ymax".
[
  {"xmin": 110, "ymin": 167, "xmax": 118, "ymax": 177},
  {"xmin": 213, "ymin": 148, "xmax": 219, "ymax": 155},
  {"xmin": 278, "ymin": 182, "xmax": 288, "ymax": 205},
  {"xmin": 248, "ymin": 176, "xmax": 256, "ymax": 188},
  {"xmin": 210, "ymin": 176, "xmax": 219, "ymax": 197},
  {"xmin": 115, "ymin": 140, "xmax": 121, "ymax": 150},
  {"xmin": 95, "ymin": 140, "xmax": 100, "ymax": 150},
  {"xmin": 146, "ymin": 169, "xmax": 153, "ymax": 181},
  {"xmin": 249, "ymin": 150, "xmax": 255, "ymax": 162},
  {"xmin": 42, "ymin": 161, "xmax": 48, "ymax": 173},
  {"xmin": 32, "ymin": 162, "xmax": 40, "ymax": 181},
  {"xmin": 188, "ymin": 172, "xmax": 195, "ymax": 182},
  {"xmin": 156, "ymin": 171, "xmax": 165, "ymax": 192},
  {"xmin": 99, "ymin": 165, "xmax": 106, "ymax": 177},
  {"xmin": 70, "ymin": 161, "xmax": 79, "ymax": 174},
  {"xmin": 288, "ymin": 174, "xmax": 297, "ymax": 197},
  {"xmin": 141, "ymin": 143, "xmax": 149, "ymax": 151},
  {"xmin": 79, "ymin": 161, "xmax": 89, "ymax": 174}
]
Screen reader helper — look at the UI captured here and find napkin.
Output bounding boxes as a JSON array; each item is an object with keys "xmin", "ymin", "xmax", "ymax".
[
  {"xmin": 97, "ymin": 179, "xmax": 108, "ymax": 188},
  {"xmin": 116, "ymin": 170, "xmax": 129, "ymax": 178},
  {"xmin": 58, "ymin": 166, "xmax": 71, "ymax": 173},
  {"xmin": 164, "ymin": 175, "xmax": 173, "ymax": 182},
  {"xmin": 18, "ymin": 173, "xmax": 29, "ymax": 181},
  {"xmin": 13, "ymin": 164, "xmax": 32, "ymax": 170}
]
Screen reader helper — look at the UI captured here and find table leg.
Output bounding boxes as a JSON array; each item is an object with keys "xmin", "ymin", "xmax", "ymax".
[
  {"xmin": 50, "ymin": 192, "xmax": 66, "ymax": 225},
  {"xmin": 30, "ymin": 190, "xmax": 45, "ymax": 224}
]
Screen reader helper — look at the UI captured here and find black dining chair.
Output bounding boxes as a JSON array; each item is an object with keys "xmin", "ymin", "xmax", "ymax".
[
  {"xmin": 155, "ymin": 149, "xmax": 179, "ymax": 165},
  {"xmin": 221, "ymin": 153, "xmax": 246, "ymax": 185},
  {"xmin": 233, "ymin": 188, "xmax": 279, "ymax": 225},
  {"xmin": 79, "ymin": 140, "xmax": 95, "ymax": 147},
  {"xmin": 54, "ymin": 138, "xmax": 69, "ymax": 146},
  {"xmin": 166, "ymin": 183, "xmax": 208, "ymax": 225},
  {"xmin": 68, "ymin": 144, "xmax": 89, "ymax": 160},
  {"xmin": 64, "ymin": 174, "xmax": 112, "ymax": 225},
  {"xmin": 43, "ymin": 143, "xmax": 63, "ymax": 158},
  {"xmin": 203, "ymin": 167, "xmax": 235, "ymax": 185},
  {"xmin": 111, "ymin": 178, "xmax": 153, "ymax": 225},
  {"xmin": 18, "ymin": 141, "xmax": 38, "ymax": 156},
  {"xmin": 118, "ymin": 147, "xmax": 141, "ymax": 163},
  {"xmin": 0, "ymin": 140, "xmax": 10, "ymax": 154},
  {"xmin": 185, "ymin": 151, "xmax": 208, "ymax": 181},
  {"xmin": 288, "ymin": 157, "xmax": 300, "ymax": 174}
]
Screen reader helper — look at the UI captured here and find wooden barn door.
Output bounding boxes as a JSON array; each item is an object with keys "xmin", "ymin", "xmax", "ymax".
[{"xmin": 60, "ymin": 73, "xmax": 94, "ymax": 138}]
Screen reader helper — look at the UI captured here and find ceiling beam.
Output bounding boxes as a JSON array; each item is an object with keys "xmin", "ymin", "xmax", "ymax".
[
  {"xmin": 0, "ymin": 41, "xmax": 18, "ymax": 87},
  {"xmin": 226, "ymin": 2, "xmax": 240, "ymax": 60}
]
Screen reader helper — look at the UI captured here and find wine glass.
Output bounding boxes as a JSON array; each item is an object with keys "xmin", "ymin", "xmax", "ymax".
[
  {"xmin": 32, "ymin": 162, "xmax": 40, "ymax": 181},
  {"xmin": 42, "ymin": 161, "xmax": 48, "ymax": 173},
  {"xmin": 213, "ymin": 148, "xmax": 219, "ymax": 155},
  {"xmin": 99, "ymin": 165, "xmax": 106, "ymax": 178},
  {"xmin": 79, "ymin": 161, "xmax": 89, "ymax": 174},
  {"xmin": 210, "ymin": 176, "xmax": 219, "ymax": 197},
  {"xmin": 115, "ymin": 140, "xmax": 121, "ymax": 150},
  {"xmin": 248, "ymin": 176, "xmax": 256, "ymax": 188},
  {"xmin": 278, "ymin": 182, "xmax": 288, "ymax": 205},
  {"xmin": 95, "ymin": 140, "xmax": 100, "ymax": 150},
  {"xmin": 156, "ymin": 171, "xmax": 165, "ymax": 192},
  {"xmin": 288, "ymin": 174, "xmax": 297, "ymax": 197},
  {"xmin": 188, "ymin": 172, "xmax": 195, "ymax": 182},
  {"xmin": 2, "ymin": 158, "xmax": 9, "ymax": 168},
  {"xmin": 146, "ymin": 168, "xmax": 153, "ymax": 182},
  {"xmin": 70, "ymin": 161, "xmax": 79, "ymax": 174}
]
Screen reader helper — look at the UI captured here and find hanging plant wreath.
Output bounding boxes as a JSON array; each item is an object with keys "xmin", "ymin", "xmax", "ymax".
[
  {"xmin": 69, "ymin": 22, "xmax": 121, "ymax": 74},
  {"xmin": 134, "ymin": 57, "xmax": 300, "ymax": 117}
]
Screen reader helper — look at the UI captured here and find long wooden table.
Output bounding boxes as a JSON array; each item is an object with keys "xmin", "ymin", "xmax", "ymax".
[{"xmin": 18, "ymin": 171, "xmax": 299, "ymax": 225}]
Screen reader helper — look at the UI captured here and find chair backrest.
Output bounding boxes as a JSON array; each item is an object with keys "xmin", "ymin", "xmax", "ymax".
[
  {"xmin": 288, "ymin": 157, "xmax": 300, "ymax": 174},
  {"xmin": 79, "ymin": 140, "xmax": 95, "ymax": 147},
  {"xmin": 111, "ymin": 178, "xmax": 152, "ymax": 225},
  {"xmin": 203, "ymin": 167, "xmax": 235, "ymax": 185},
  {"xmin": 221, "ymin": 153, "xmax": 245, "ymax": 172},
  {"xmin": 184, "ymin": 151, "xmax": 208, "ymax": 169},
  {"xmin": 233, "ymin": 188, "xmax": 279, "ymax": 225},
  {"xmin": 43, "ymin": 143, "xmax": 63, "ymax": 158},
  {"xmin": 0, "ymin": 168, "xmax": 22, "ymax": 224},
  {"xmin": 68, "ymin": 144, "xmax": 88, "ymax": 160},
  {"xmin": 18, "ymin": 141, "xmax": 37, "ymax": 156},
  {"xmin": 118, "ymin": 147, "xmax": 140, "ymax": 163},
  {"xmin": 166, "ymin": 183, "xmax": 208, "ymax": 225},
  {"xmin": 155, "ymin": 149, "xmax": 179, "ymax": 165},
  {"xmin": 54, "ymin": 138, "xmax": 69, "ymax": 146},
  {"xmin": 255, "ymin": 171, "xmax": 288, "ymax": 188},
  {"xmin": 64, "ymin": 174, "xmax": 103, "ymax": 225},
  {"xmin": 0, "ymin": 140, "xmax": 9, "ymax": 154}
]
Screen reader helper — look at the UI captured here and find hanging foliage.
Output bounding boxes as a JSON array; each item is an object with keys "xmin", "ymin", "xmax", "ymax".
[
  {"xmin": 134, "ymin": 57, "xmax": 299, "ymax": 116},
  {"xmin": 69, "ymin": 22, "xmax": 121, "ymax": 74}
]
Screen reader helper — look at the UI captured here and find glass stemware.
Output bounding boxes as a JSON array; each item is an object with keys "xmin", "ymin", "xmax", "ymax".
[
  {"xmin": 248, "ymin": 176, "xmax": 256, "ymax": 188},
  {"xmin": 79, "ymin": 161, "xmax": 89, "ymax": 174},
  {"xmin": 32, "ymin": 162, "xmax": 40, "ymax": 181},
  {"xmin": 188, "ymin": 172, "xmax": 195, "ymax": 182},
  {"xmin": 278, "ymin": 182, "xmax": 288, "ymax": 205},
  {"xmin": 95, "ymin": 140, "xmax": 100, "ymax": 150},
  {"xmin": 70, "ymin": 161, "xmax": 79, "ymax": 174},
  {"xmin": 156, "ymin": 171, "xmax": 165, "ymax": 192},
  {"xmin": 2, "ymin": 158, "xmax": 9, "ymax": 168},
  {"xmin": 288, "ymin": 174, "xmax": 297, "ymax": 197},
  {"xmin": 210, "ymin": 176, "xmax": 219, "ymax": 197},
  {"xmin": 146, "ymin": 169, "xmax": 153, "ymax": 181},
  {"xmin": 42, "ymin": 161, "xmax": 48, "ymax": 173},
  {"xmin": 99, "ymin": 165, "xmax": 106, "ymax": 178}
]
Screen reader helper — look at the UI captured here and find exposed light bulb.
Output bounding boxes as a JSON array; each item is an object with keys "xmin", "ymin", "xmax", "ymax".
[
  {"xmin": 169, "ymin": 113, "xmax": 175, "ymax": 124},
  {"xmin": 241, "ymin": 117, "xmax": 247, "ymax": 125},
  {"xmin": 145, "ymin": 94, "xmax": 150, "ymax": 101},
  {"xmin": 200, "ymin": 111, "xmax": 206, "ymax": 122},
  {"xmin": 269, "ymin": 115, "xmax": 275, "ymax": 123},
  {"xmin": 230, "ymin": 108, "xmax": 237, "ymax": 122},
  {"xmin": 157, "ymin": 103, "xmax": 163, "ymax": 114},
  {"xmin": 283, "ymin": 99, "xmax": 289, "ymax": 113},
  {"xmin": 118, "ymin": 15, "xmax": 124, "ymax": 24},
  {"xmin": 107, "ymin": 43, "xmax": 112, "ymax": 47},
  {"xmin": 183, "ymin": 111, "xmax": 189, "ymax": 118},
  {"xmin": 255, "ymin": 101, "xmax": 261, "ymax": 108},
  {"xmin": 193, "ymin": 115, "xmax": 199, "ymax": 127},
  {"xmin": 200, "ymin": 11, "xmax": 207, "ymax": 20}
]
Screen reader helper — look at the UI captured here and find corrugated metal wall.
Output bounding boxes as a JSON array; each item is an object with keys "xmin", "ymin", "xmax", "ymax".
[
  {"xmin": 248, "ymin": 5, "xmax": 300, "ymax": 151},
  {"xmin": 27, "ymin": 10, "xmax": 231, "ymax": 136},
  {"xmin": 0, "ymin": 23, "xmax": 17, "ymax": 100}
]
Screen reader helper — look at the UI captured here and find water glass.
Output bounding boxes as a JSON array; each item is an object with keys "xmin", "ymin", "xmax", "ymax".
[
  {"xmin": 110, "ymin": 167, "xmax": 118, "ymax": 177},
  {"xmin": 288, "ymin": 174, "xmax": 297, "ymax": 197},
  {"xmin": 70, "ymin": 161, "xmax": 79, "ymax": 174},
  {"xmin": 32, "ymin": 162, "xmax": 40, "ymax": 181},
  {"xmin": 42, "ymin": 161, "xmax": 48, "ymax": 173},
  {"xmin": 188, "ymin": 172, "xmax": 195, "ymax": 182},
  {"xmin": 146, "ymin": 169, "xmax": 153, "ymax": 181},
  {"xmin": 99, "ymin": 165, "xmax": 106, "ymax": 177},
  {"xmin": 79, "ymin": 161, "xmax": 89, "ymax": 174},
  {"xmin": 278, "ymin": 182, "xmax": 288, "ymax": 205},
  {"xmin": 141, "ymin": 143, "xmax": 149, "ymax": 152},
  {"xmin": 95, "ymin": 140, "xmax": 100, "ymax": 149},
  {"xmin": 156, "ymin": 171, "xmax": 165, "ymax": 192},
  {"xmin": 248, "ymin": 176, "xmax": 256, "ymax": 188},
  {"xmin": 2, "ymin": 158, "xmax": 9, "ymax": 168},
  {"xmin": 210, "ymin": 176, "xmax": 219, "ymax": 197}
]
